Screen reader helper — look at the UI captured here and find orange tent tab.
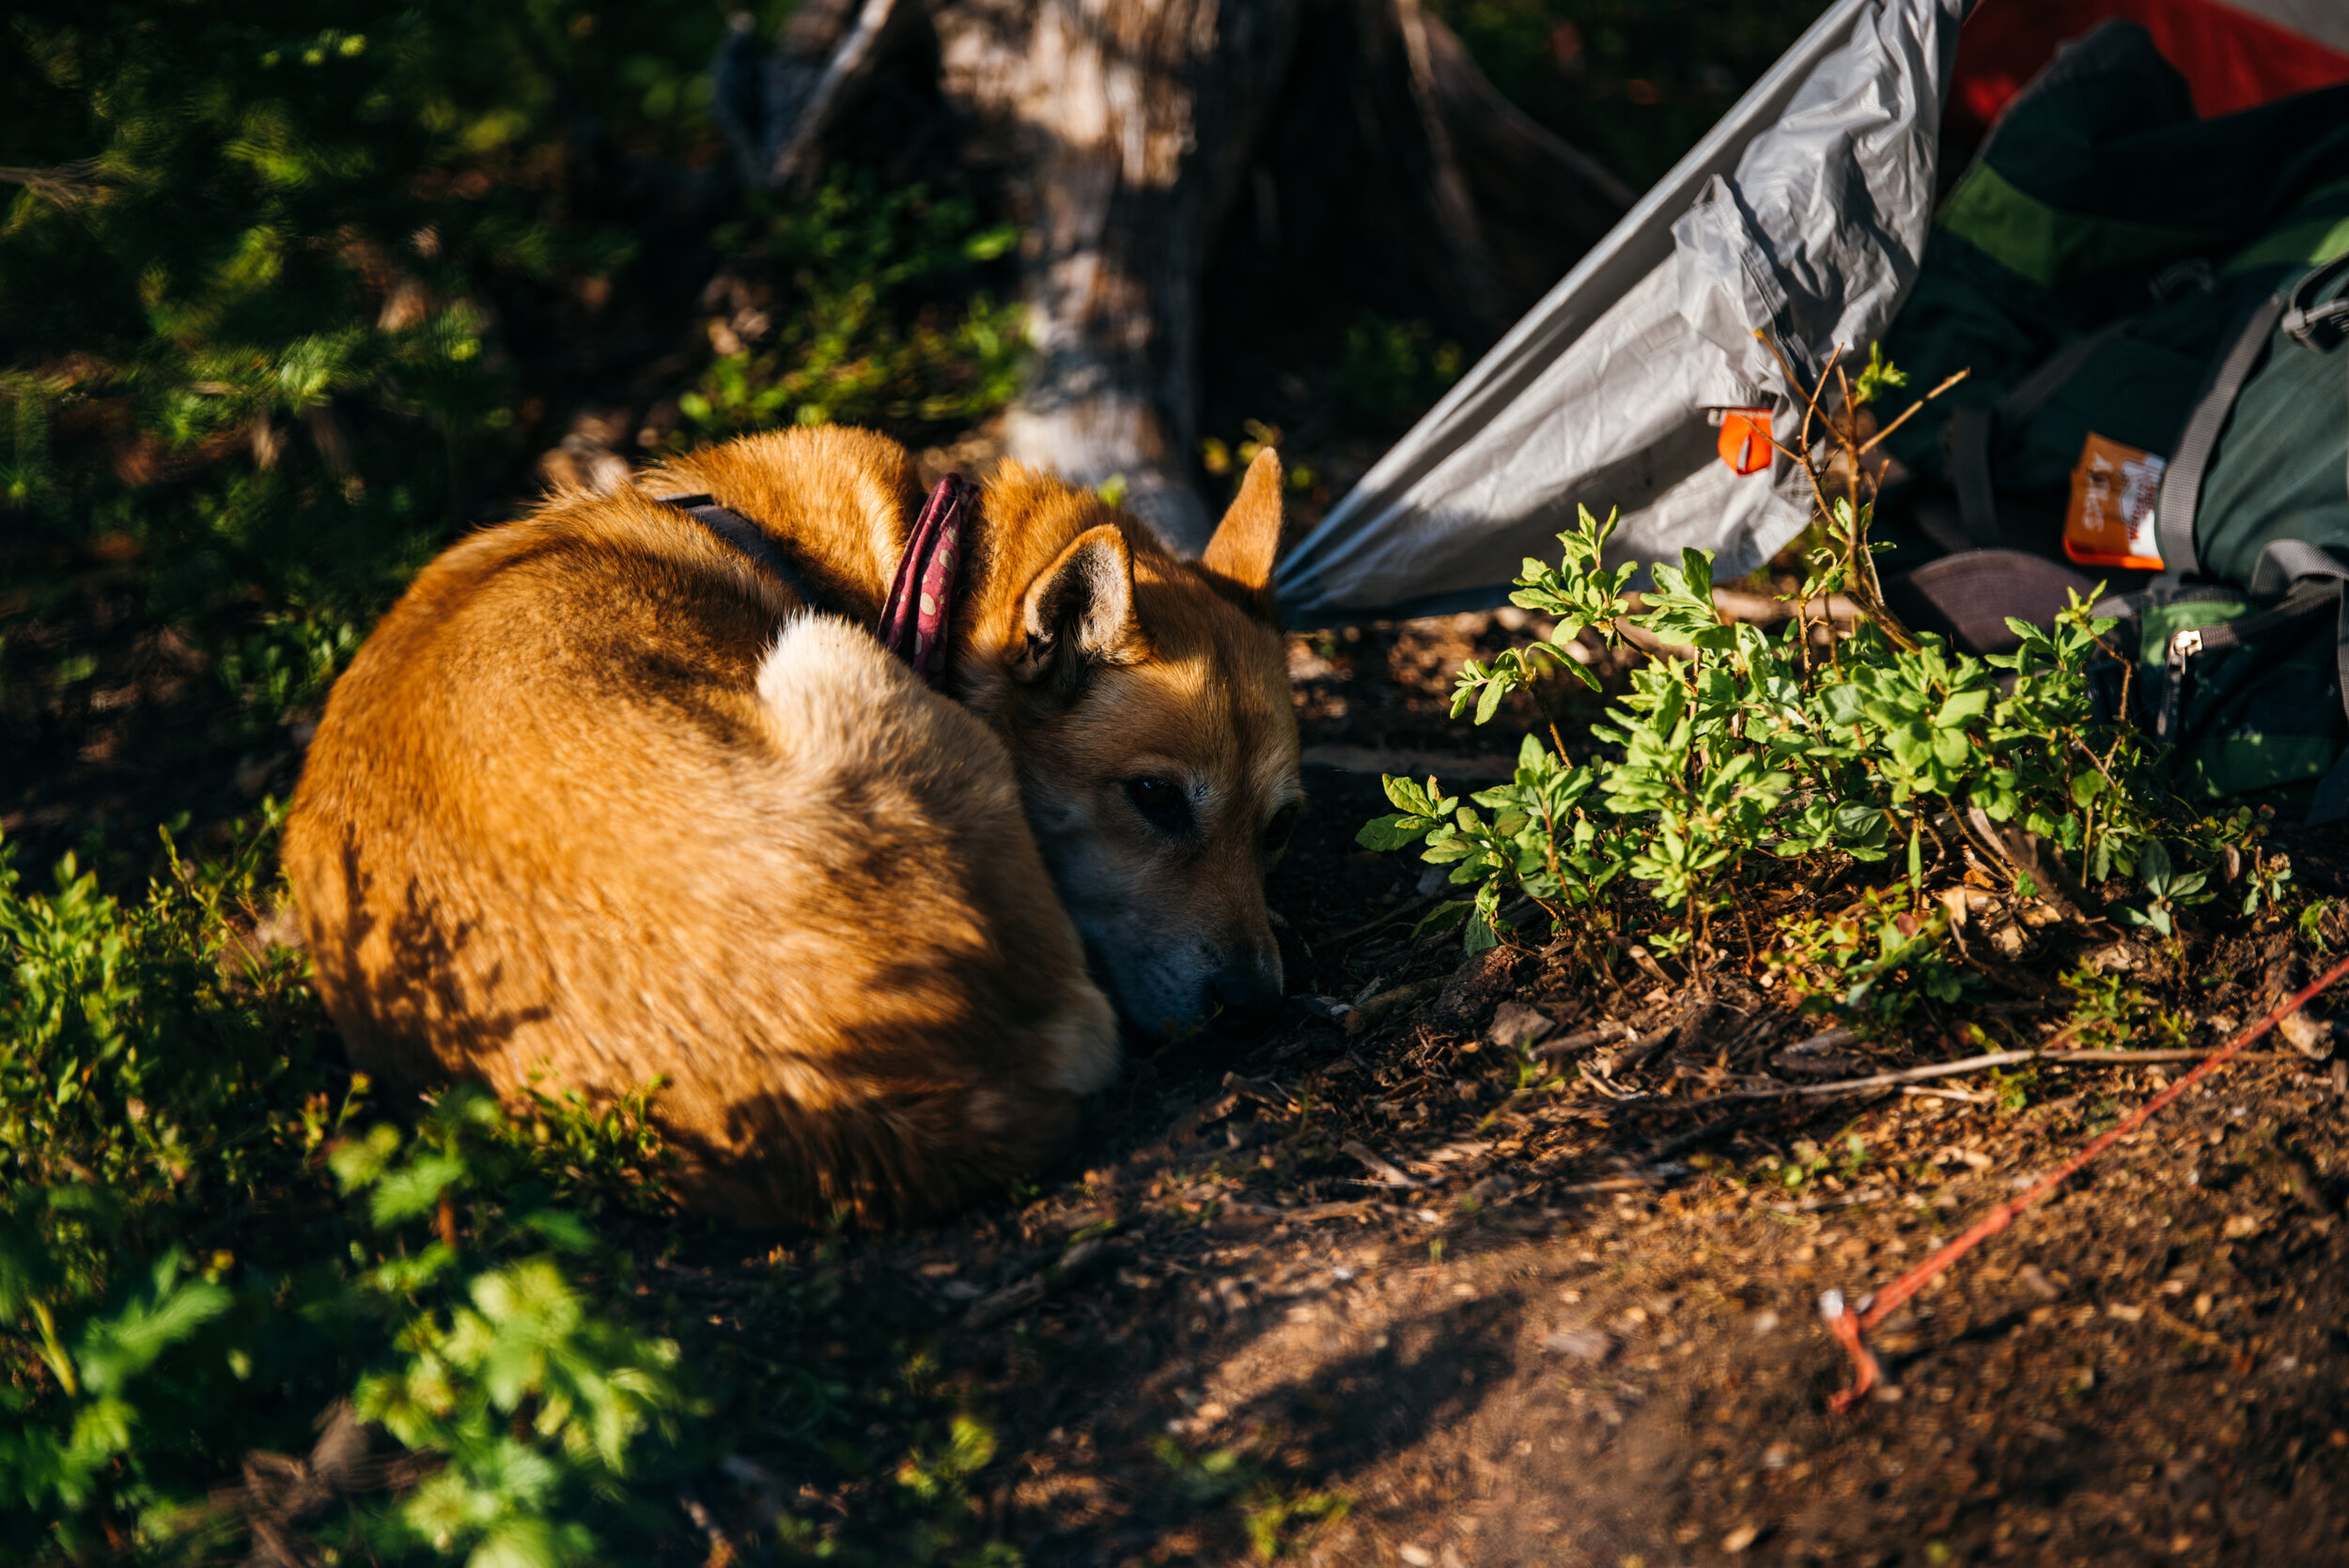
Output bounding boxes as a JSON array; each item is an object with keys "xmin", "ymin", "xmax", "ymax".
[{"xmin": 1718, "ymin": 408, "xmax": 1775, "ymax": 475}]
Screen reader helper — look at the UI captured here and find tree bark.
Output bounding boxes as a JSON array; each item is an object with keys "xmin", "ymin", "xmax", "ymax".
[
  {"xmin": 933, "ymin": 0, "xmax": 1304, "ymax": 548},
  {"xmin": 717, "ymin": 0, "xmax": 1630, "ymax": 552}
]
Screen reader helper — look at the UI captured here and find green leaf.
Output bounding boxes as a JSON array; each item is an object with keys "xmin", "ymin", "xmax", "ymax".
[
  {"xmin": 1357, "ymin": 814, "xmax": 1432, "ymax": 851},
  {"xmin": 1381, "ymin": 775, "xmax": 1434, "ymax": 815},
  {"xmin": 371, "ymin": 1153, "xmax": 468, "ymax": 1228},
  {"xmin": 71, "ymin": 1255, "xmax": 233, "ymax": 1398},
  {"xmin": 1462, "ymin": 910, "xmax": 1500, "ymax": 955},
  {"xmin": 329, "ymin": 1123, "xmax": 404, "ymax": 1192},
  {"xmin": 1934, "ymin": 689, "xmax": 1990, "ymax": 727},
  {"xmin": 1413, "ymin": 901, "xmax": 1472, "ymax": 936}
]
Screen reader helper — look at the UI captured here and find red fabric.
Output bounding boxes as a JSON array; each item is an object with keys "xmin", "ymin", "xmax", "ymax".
[{"xmin": 1947, "ymin": 0, "xmax": 2349, "ymax": 152}]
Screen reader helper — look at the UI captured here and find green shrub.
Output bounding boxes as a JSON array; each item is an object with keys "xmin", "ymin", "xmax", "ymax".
[
  {"xmin": 0, "ymin": 819, "xmax": 703, "ymax": 1563},
  {"xmin": 0, "ymin": 0, "xmax": 741, "ymax": 622},
  {"xmin": 1358, "ymin": 348, "xmax": 2262, "ymax": 1022},
  {"xmin": 679, "ymin": 173, "xmax": 1025, "ymax": 442}
]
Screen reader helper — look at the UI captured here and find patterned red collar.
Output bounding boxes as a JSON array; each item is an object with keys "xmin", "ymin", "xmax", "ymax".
[{"xmin": 879, "ymin": 474, "xmax": 973, "ymax": 690}]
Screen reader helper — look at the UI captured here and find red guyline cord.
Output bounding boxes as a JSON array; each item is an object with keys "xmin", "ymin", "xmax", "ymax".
[{"xmin": 1822, "ymin": 947, "xmax": 2349, "ymax": 1414}]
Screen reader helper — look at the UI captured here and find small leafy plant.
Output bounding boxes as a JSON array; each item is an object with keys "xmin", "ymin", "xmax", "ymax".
[
  {"xmin": 0, "ymin": 814, "xmax": 698, "ymax": 1564},
  {"xmin": 2117, "ymin": 839, "xmax": 2211, "ymax": 939},
  {"xmin": 1361, "ymin": 343, "xmax": 2232, "ymax": 1021}
]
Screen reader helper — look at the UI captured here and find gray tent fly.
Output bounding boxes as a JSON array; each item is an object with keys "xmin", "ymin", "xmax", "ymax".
[{"xmin": 1273, "ymin": 0, "xmax": 2349, "ymax": 627}]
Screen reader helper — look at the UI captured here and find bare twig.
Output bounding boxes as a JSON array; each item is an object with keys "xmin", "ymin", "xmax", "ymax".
[
  {"xmin": 1548, "ymin": 1172, "xmax": 1678, "ymax": 1197},
  {"xmin": 1854, "ymin": 367, "xmax": 1972, "ymax": 458},
  {"xmin": 1532, "ymin": 1020, "xmax": 1633, "ymax": 1059},
  {"xmin": 768, "ymin": 0, "xmax": 900, "ymax": 186},
  {"xmin": 1221, "ymin": 1071, "xmax": 1297, "ymax": 1112},
  {"xmin": 1232, "ymin": 1198, "xmax": 1378, "ymax": 1222},
  {"xmin": 1326, "ymin": 892, "xmax": 1440, "ymax": 945},
  {"xmin": 1657, "ymin": 1046, "xmax": 2307, "ymax": 1108},
  {"xmin": 1341, "ymin": 1140, "xmax": 1425, "ymax": 1188}
]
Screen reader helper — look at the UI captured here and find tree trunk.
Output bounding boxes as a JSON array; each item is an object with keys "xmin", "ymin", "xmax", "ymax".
[
  {"xmin": 933, "ymin": 0, "xmax": 1305, "ymax": 548},
  {"xmin": 715, "ymin": 0, "xmax": 1629, "ymax": 552}
]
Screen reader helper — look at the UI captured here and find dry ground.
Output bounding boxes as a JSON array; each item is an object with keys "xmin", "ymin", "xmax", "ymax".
[{"xmin": 649, "ymin": 613, "xmax": 2349, "ymax": 1568}]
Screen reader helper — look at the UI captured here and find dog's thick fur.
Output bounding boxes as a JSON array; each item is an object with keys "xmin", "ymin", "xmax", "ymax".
[{"xmin": 283, "ymin": 427, "xmax": 1299, "ymax": 1224}]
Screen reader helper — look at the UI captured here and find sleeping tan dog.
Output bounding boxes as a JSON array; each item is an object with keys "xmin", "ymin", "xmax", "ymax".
[{"xmin": 283, "ymin": 427, "xmax": 1299, "ymax": 1225}]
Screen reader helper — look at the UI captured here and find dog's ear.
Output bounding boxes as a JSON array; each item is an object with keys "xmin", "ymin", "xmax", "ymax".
[
  {"xmin": 1200, "ymin": 447, "xmax": 1283, "ymax": 620},
  {"xmin": 1013, "ymin": 524, "xmax": 1148, "ymax": 689}
]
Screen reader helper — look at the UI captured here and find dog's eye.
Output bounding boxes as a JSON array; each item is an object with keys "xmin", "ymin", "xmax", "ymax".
[
  {"xmin": 1123, "ymin": 776, "xmax": 1193, "ymax": 835},
  {"xmin": 1263, "ymin": 802, "xmax": 1299, "ymax": 855}
]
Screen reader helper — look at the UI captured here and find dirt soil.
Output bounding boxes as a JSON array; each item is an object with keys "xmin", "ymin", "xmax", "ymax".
[{"xmin": 638, "ymin": 613, "xmax": 2349, "ymax": 1568}]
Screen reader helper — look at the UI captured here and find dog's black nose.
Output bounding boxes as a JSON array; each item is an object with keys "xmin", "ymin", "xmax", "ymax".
[{"xmin": 1206, "ymin": 963, "xmax": 1283, "ymax": 1030}]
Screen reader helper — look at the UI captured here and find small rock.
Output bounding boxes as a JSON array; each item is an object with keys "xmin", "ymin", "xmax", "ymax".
[
  {"xmin": 1722, "ymin": 1524, "xmax": 1761, "ymax": 1554},
  {"xmin": 2279, "ymin": 1009, "xmax": 2338, "ymax": 1061},
  {"xmin": 1399, "ymin": 1547, "xmax": 1435, "ymax": 1568},
  {"xmin": 1434, "ymin": 946, "xmax": 1527, "ymax": 1024},
  {"xmin": 1541, "ymin": 1325, "xmax": 1613, "ymax": 1362},
  {"xmin": 1486, "ymin": 1001, "xmax": 1556, "ymax": 1048}
]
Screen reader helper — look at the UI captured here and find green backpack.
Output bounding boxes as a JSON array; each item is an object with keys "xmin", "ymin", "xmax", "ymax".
[
  {"xmin": 1873, "ymin": 22, "xmax": 2349, "ymax": 818},
  {"xmin": 2111, "ymin": 256, "xmax": 2349, "ymax": 817}
]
